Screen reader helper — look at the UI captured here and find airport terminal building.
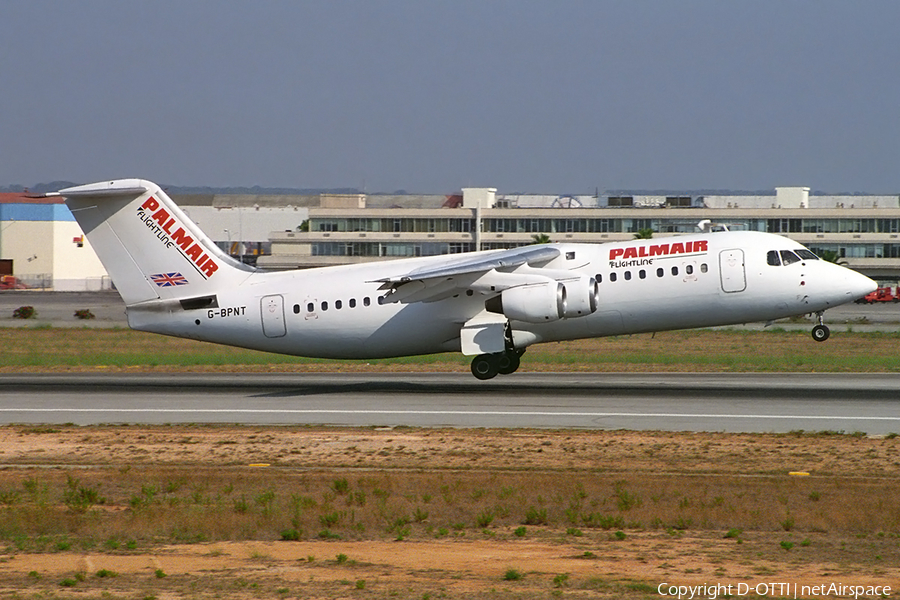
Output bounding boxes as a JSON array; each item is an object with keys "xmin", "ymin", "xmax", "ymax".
[
  {"xmin": 2, "ymin": 186, "xmax": 900, "ymax": 289},
  {"xmin": 260, "ymin": 186, "xmax": 900, "ymax": 282}
]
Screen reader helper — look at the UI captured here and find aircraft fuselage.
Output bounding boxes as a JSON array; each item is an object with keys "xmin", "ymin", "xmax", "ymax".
[{"xmin": 127, "ymin": 231, "xmax": 870, "ymax": 359}]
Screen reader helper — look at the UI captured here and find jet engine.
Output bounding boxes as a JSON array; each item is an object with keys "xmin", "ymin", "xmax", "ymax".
[
  {"xmin": 484, "ymin": 281, "xmax": 566, "ymax": 323},
  {"xmin": 561, "ymin": 275, "xmax": 599, "ymax": 318}
]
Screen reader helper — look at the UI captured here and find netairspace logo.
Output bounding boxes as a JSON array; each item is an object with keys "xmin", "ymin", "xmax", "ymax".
[{"xmin": 657, "ymin": 582, "xmax": 892, "ymax": 599}]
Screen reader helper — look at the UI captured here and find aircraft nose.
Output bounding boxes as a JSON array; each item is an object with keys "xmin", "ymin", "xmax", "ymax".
[{"xmin": 844, "ymin": 268, "xmax": 877, "ymax": 300}]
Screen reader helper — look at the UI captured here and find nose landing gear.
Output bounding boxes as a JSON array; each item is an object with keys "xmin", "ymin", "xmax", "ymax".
[{"xmin": 811, "ymin": 311, "xmax": 830, "ymax": 342}]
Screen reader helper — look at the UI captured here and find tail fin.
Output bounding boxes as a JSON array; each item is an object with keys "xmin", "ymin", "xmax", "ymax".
[{"xmin": 52, "ymin": 179, "xmax": 253, "ymax": 305}]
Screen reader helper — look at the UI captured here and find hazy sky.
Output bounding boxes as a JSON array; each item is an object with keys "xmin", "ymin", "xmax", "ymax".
[{"xmin": 3, "ymin": 1, "xmax": 899, "ymax": 193}]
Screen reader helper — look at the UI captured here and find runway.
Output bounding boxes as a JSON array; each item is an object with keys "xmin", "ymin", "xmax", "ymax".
[{"xmin": 2, "ymin": 373, "xmax": 899, "ymax": 434}]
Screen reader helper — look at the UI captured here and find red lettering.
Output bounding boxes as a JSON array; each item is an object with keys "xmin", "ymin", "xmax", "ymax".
[
  {"xmin": 185, "ymin": 243, "xmax": 203, "ymax": 262},
  {"xmin": 137, "ymin": 197, "xmax": 219, "ymax": 279},
  {"xmin": 609, "ymin": 240, "xmax": 706, "ymax": 260},
  {"xmin": 185, "ymin": 244, "xmax": 218, "ymax": 278},
  {"xmin": 201, "ymin": 260, "xmax": 218, "ymax": 277},
  {"xmin": 171, "ymin": 228, "xmax": 194, "ymax": 250},
  {"xmin": 151, "ymin": 208, "xmax": 171, "ymax": 227}
]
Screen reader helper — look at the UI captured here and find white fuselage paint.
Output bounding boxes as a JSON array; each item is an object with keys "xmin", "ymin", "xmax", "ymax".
[{"xmin": 127, "ymin": 231, "xmax": 874, "ymax": 359}]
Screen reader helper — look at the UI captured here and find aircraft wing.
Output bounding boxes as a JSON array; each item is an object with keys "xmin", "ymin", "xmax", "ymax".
[{"xmin": 372, "ymin": 245, "xmax": 562, "ymax": 304}]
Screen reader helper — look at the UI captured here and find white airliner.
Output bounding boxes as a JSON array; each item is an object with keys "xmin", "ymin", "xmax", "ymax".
[{"xmin": 49, "ymin": 179, "xmax": 877, "ymax": 379}]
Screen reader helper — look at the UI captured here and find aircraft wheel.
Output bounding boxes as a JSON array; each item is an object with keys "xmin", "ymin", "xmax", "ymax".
[
  {"xmin": 497, "ymin": 351, "xmax": 521, "ymax": 375},
  {"xmin": 811, "ymin": 324, "xmax": 830, "ymax": 342},
  {"xmin": 471, "ymin": 354, "xmax": 499, "ymax": 380}
]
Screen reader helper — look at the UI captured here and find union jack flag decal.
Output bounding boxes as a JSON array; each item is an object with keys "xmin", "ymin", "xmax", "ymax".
[{"xmin": 150, "ymin": 272, "xmax": 189, "ymax": 287}]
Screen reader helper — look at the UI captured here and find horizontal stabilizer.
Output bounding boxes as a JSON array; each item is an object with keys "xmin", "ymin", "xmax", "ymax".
[{"xmin": 48, "ymin": 180, "xmax": 151, "ymax": 199}]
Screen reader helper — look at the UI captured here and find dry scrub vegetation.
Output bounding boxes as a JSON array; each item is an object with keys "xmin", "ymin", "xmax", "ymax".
[
  {"xmin": 0, "ymin": 426, "xmax": 899, "ymax": 598},
  {"xmin": 2, "ymin": 328, "xmax": 900, "ymax": 597}
]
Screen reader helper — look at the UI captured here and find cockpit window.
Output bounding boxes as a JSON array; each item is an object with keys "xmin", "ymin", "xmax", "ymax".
[
  {"xmin": 795, "ymin": 249, "xmax": 819, "ymax": 260},
  {"xmin": 767, "ymin": 250, "xmax": 781, "ymax": 266},
  {"xmin": 780, "ymin": 250, "xmax": 801, "ymax": 265}
]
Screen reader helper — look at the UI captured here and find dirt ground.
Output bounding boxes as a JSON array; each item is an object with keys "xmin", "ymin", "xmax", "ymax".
[{"xmin": 0, "ymin": 426, "xmax": 899, "ymax": 599}]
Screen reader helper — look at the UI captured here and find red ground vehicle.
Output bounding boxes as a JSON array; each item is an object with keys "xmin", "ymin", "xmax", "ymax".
[
  {"xmin": 857, "ymin": 285, "xmax": 900, "ymax": 303},
  {"xmin": 0, "ymin": 275, "xmax": 26, "ymax": 290}
]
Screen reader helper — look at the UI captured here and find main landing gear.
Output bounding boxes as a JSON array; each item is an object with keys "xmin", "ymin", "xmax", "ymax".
[
  {"xmin": 469, "ymin": 321, "xmax": 525, "ymax": 380},
  {"xmin": 811, "ymin": 311, "xmax": 830, "ymax": 342},
  {"xmin": 470, "ymin": 350, "xmax": 523, "ymax": 380}
]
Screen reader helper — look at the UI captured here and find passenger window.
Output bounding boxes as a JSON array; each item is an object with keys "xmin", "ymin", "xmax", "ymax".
[
  {"xmin": 307, "ymin": 302, "xmax": 314, "ymax": 313},
  {"xmin": 363, "ymin": 297, "xmax": 371, "ymax": 307},
  {"xmin": 780, "ymin": 250, "xmax": 801, "ymax": 265},
  {"xmin": 610, "ymin": 272, "xmax": 618, "ymax": 282},
  {"xmin": 349, "ymin": 298, "xmax": 357, "ymax": 308},
  {"xmin": 595, "ymin": 273, "xmax": 603, "ymax": 283},
  {"xmin": 657, "ymin": 267, "xmax": 664, "ymax": 278},
  {"xmin": 624, "ymin": 271, "xmax": 632, "ymax": 281},
  {"xmin": 767, "ymin": 250, "xmax": 781, "ymax": 266},
  {"xmin": 671, "ymin": 266, "xmax": 679, "ymax": 276},
  {"xmin": 795, "ymin": 249, "xmax": 819, "ymax": 260},
  {"xmin": 335, "ymin": 300, "xmax": 342, "ymax": 310},
  {"xmin": 686, "ymin": 265, "xmax": 694, "ymax": 275},
  {"xmin": 700, "ymin": 263, "xmax": 708, "ymax": 273},
  {"xmin": 321, "ymin": 301, "xmax": 328, "ymax": 311},
  {"xmin": 293, "ymin": 304, "xmax": 300, "ymax": 314},
  {"xmin": 639, "ymin": 269, "xmax": 646, "ymax": 279}
]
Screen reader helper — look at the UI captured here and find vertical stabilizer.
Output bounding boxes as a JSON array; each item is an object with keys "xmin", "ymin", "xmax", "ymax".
[{"xmin": 53, "ymin": 179, "xmax": 253, "ymax": 305}]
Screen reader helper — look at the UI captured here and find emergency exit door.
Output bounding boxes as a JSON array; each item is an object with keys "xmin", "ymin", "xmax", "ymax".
[
  {"xmin": 719, "ymin": 249, "xmax": 747, "ymax": 293},
  {"xmin": 261, "ymin": 294, "xmax": 286, "ymax": 338}
]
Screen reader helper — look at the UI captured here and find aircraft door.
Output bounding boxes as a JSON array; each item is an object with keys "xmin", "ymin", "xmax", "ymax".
[
  {"xmin": 719, "ymin": 249, "xmax": 747, "ymax": 293},
  {"xmin": 261, "ymin": 294, "xmax": 287, "ymax": 338}
]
